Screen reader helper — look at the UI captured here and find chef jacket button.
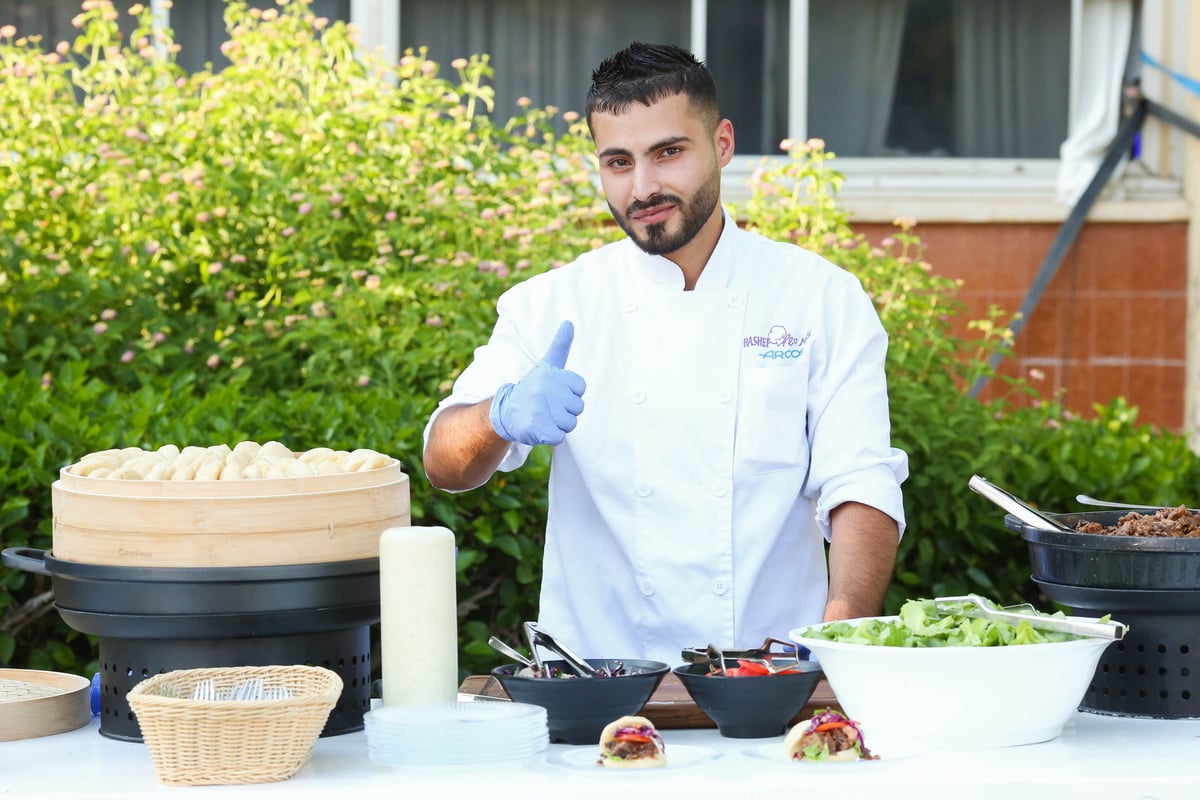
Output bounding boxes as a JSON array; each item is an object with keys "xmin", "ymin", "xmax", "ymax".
[
  {"xmin": 631, "ymin": 388, "xmax": 646, "ymax": 404},
  {"xmin": 711, "ymin": 579, "xmax": 729, "ymax": 595},
  {"xmin": 714, "ymin": 482, "xmax": 730, "ymax": 497},
  {"xmin": 636, "ymin": 483, "xmax": 652, "ymax": 498},
  {"xmin": 717, "ymin": 390, "xmax": 732, "ymax": 404},
  {"xmin": 623, "ymin": 298, "xmax": 638, "ymax": 312},
  {"xmin": 726, "ymin": 294, "xmax": 743, "ymax": 308},
  {"xmin": 640, "ymin": 579, "xmax": 656, "ymax": 596}
]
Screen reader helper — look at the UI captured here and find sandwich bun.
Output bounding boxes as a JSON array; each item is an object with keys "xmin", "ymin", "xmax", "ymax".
[
  {"xmin": 597, "ymin": 715, "xmax": 667, "ymax": 769},
  {"xmin": 784, "ymin": 708, "xmax": 873, "ymax": 763}
]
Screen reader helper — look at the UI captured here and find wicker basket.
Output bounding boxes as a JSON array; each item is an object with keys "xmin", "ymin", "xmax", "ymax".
[{"xmin": 127, "ymin": 665, "xmax": 343, "ymax": 786}]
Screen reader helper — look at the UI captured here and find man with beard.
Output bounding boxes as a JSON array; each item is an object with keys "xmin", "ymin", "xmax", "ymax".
[{"xmin": 422, "ymin": 43, "xmax": 908, "ymax": 664}]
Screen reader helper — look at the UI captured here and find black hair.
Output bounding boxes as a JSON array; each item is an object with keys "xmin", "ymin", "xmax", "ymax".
[{"xmin": 585, "ymin": 42, "xmax": 720, "ymax": 134}]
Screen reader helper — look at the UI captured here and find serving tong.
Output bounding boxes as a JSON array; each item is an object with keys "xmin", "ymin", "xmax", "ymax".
[
  {"xmin": 522, "ymin": 621, "xmax": 599, "ymax": 677},
  {"xmin": 682, "ymin": 637, "xmax": 803, "ymax": 675},
  {"xmin": 933, "ymin": 593, "xmax": 1126, "ymax": 640},
  {"xmin": 968, "ymin": 475, "xmax": 1074, "ymax": 532}
]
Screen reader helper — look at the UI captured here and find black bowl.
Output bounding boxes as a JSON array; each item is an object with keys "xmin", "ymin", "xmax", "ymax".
[
  {"xmin": 1004, "ymin": 511, "xmax": 1200, "ymax": 589},
  {"xmin": 491, "ymin": 658, "xmax": 669, "ymax": 744},
  {"xmin": 672, "ymin": 660, "xmax": 824, "ymax": 738}
]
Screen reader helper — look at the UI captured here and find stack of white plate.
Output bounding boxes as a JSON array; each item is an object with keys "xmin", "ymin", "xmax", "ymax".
[{"xmin": 364, "ymin": 701, "xmax": 549, "ymax": 766}]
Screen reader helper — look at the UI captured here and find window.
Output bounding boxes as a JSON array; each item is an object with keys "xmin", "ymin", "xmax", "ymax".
[
  {"xmin": 0, "ymin": 1, "xmax": 351, "ymax": 73},
  {"xmin": 395, "ymin": 0, "xmax": 1071, "ymax": 160}
]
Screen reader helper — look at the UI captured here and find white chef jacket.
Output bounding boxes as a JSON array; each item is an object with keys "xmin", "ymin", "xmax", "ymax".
[{"xmin": 424, "ymin": 210, "xmax": 908, "ymax": 664}]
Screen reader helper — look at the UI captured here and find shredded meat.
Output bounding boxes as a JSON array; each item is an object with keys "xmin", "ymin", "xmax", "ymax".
[
  {"xmin": 1075, "ymin": 506, "xmax": 1200, "ymax": 538},
  {"xmin": 605, "ymin": 739, "xmax": 659, "ymax": 760},
  {"xmin": 799, "ymin": 728, "xmax": 878, "ymax": 760}
]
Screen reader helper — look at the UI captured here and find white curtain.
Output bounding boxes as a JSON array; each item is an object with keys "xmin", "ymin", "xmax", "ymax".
[
  {"xmin": 805, "ymin": 0, "xmax": 909, "ymax": 156},
  {"xmin": 953, "ymin": 0, "xmax": 1071, "ymax": 158},
  {"xmin": 1056, "ymin": 0, "xmax": 1134, "ymax": 204},
  {"xmin": 398, "ymin": 0, "xmax": 689, "ymax": 121}
]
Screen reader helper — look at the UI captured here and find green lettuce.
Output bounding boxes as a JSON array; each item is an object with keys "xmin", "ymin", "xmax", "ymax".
[{"xmin": 799, "ymin": 598, "xmax": 1100, "ymax": 647}]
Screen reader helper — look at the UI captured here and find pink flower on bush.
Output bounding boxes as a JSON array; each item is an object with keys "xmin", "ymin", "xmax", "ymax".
[
  {"xmin": 196, "ymin": 211, "xmax": 211, "ymax": 223},
  {"xmin": 121, "ymin": 350, "xmax": 134, "ymax": 363},
  {"xmin": 357, "ymin": 375, "xmax": 370, "ymax": 387},
  {"xmin": 231, "ymin": 254, "xmax": 247, "ymax": 264},
  {"xmin": 101, "ymin": 309, "xmax": 117, "ymax": 321},
  {"xmin": 298, "ymin": 202, "xmax": 313, "ymax": 215},
  {"xmin": 425, "ymin": 315, "xmax": 443, "ymax": 327},
  {"xmin": 282, "ymin": 227, "xmax": 296, "ymax": 237},
  {"xmin": 206, "ymin": 355, "xmax": 220, "ymax": 369},
  {"xmin": 384, "ymin": 211, "xmax": 397, "ymax": 222},
  {"xmin": 207, "ymin": 262, "xmax": 223, "ymax": 275},
  {"xmin": 93, "ymin": 322, "xmax": 108, "ymax": 334}
]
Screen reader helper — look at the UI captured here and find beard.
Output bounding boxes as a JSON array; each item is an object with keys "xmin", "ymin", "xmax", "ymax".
[{"xmin": 610, "ymin": 169, "xmax": 721, "ymax": 256}]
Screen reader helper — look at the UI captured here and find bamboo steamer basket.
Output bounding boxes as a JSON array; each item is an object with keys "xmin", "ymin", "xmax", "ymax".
[
  {"xmin": 0, "ymin": 669, "xmax": 92, "ymax": 742},
  {"xmin": 51, "ymin": 458, "xmax": 409, "ymax": 568}
]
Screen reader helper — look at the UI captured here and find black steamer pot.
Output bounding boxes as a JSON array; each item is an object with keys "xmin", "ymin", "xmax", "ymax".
[
  {"xmin": 1006, "ymin": 510, "xmax": 1200, "ymax": 719},
  {"xmin": 1, "ymin": 547, "xmax": 379, "ymax": 742}
]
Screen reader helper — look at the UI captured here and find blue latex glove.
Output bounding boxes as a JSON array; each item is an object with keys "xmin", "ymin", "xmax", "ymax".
[{"xmin": 490, "ymin": 320, "xmax": 586, "ymax": 446}]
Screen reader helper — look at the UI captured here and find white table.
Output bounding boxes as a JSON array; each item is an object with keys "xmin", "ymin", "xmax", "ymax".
[{"xmin": 3, "ymin": 704, "xmax": 1200, "ymax": 800}]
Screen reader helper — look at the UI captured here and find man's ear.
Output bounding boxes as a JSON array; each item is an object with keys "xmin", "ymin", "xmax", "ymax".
[{"xmin": 715, "ymin": 118, "xmax": 735, "ymax": 167}]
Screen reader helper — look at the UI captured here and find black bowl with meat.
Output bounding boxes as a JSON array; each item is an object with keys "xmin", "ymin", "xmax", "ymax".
[{"xmin": 1005, "ymin": 509, "xmax": 1200, "ymax": 590}]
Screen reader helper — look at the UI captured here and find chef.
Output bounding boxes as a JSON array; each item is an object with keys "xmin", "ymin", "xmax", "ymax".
[{"xmin": 422, "ymin": 42, "xmax": 908, "ymax": 665}]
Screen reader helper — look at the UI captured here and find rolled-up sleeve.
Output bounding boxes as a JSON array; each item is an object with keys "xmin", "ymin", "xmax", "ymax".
[{"xmin": 803, "ymin": 277, "xmax": 908, "ymax": 540}]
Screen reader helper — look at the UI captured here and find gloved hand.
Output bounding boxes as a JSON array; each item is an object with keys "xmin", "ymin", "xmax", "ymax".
[{"xmin": 490, "ymin": 320, "xmax": 586, "ymax": 446}]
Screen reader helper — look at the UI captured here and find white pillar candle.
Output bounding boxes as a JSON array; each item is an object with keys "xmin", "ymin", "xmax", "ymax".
[{"xmin": 379, "ymin": 526, "xmax": 459, "ymax": 705}]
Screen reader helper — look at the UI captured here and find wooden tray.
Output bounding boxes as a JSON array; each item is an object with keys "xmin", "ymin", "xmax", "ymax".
[
  {"xmin": 459, "ymin": 673, "xmax": 840, "ymax": 730},
  {"xmin": 0, "ymin": 669, "xmax": 92, "ymax": 742}
]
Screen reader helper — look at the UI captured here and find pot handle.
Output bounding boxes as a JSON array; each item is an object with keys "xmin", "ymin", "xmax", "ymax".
[{"xmin": 0, "ymin": 547, "xmax": 52, "ymax": 576}]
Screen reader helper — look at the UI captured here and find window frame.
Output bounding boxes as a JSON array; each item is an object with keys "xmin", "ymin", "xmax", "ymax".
[{"xmin": 363, "ymin": 0, "xmax": 1188, "ymax": 221}]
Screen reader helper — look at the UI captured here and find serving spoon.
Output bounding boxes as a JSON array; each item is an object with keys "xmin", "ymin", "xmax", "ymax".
[
  {"xmin": 1074, "ymin": 494, "xmax": 1196, "ymax": 513},
  {"xmin": 968, "ymin": 475, "xmax": 1074, "ymax": 532}
]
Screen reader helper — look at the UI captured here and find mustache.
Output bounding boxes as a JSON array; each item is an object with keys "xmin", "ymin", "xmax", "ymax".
[{"xmin": 626, "ymin": 193, "xmax": 681, "ymax": 216}]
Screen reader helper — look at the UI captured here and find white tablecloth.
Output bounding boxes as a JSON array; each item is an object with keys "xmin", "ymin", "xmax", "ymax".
[{"xmin": 3, "ymin": 703, "xmax": 1200, "ymax": 799}]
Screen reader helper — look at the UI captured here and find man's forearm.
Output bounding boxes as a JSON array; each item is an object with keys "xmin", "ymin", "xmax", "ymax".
[
  {"xmin": 423, "ymin": 399, "xmax": 511, "ymax": 491},
  {"xmin": 823, "ymin": 501, "xmax": 900, "ymax": 621}
]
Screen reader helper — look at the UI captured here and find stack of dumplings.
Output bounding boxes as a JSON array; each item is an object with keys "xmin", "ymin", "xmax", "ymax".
[{"xmin": 67, "ymin": 441, "xmax": 392, "ymax": 480}]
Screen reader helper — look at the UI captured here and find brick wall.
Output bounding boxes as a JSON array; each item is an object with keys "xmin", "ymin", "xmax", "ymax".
[{"xmin": 854, "ymin": 221, "xmax": 1189, "ymax": 432}]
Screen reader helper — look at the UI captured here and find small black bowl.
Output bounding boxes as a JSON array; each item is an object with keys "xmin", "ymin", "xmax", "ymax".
[
  {"xmin": 672, "ymin": 660, "xmax": 824, "ymax": 738},
  {"xmin": 491, "ymin": 658, "xmax": 669, "ymax": 744}
]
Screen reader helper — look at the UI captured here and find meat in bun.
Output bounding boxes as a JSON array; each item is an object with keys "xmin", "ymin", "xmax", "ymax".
[
  {"xmin": 784, "ymin": 708, "xmax": 877, "ymax": 762},
  {"xmin": 596, "ymin": 715, "xmax": 667, "ymax": 768}
]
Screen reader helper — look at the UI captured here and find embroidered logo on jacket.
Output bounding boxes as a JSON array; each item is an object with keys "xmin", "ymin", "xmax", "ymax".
[{"xmin": 743, "ymin": 325, "xmax": 812, "ymax": 361}]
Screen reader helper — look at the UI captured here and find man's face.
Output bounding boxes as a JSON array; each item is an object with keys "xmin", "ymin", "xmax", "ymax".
[{"xmin": 590, "ymin": 93, "xmax": 734, "ymax": 257}]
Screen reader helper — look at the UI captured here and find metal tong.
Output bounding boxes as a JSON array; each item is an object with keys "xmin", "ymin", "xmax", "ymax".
[
  {"xmin": 968, "ymin": 475, "xmax": 1074, "ymax": 532},
  {"xmin": 682, "ymin": 637, "xmax": 802, "ymax": 675},
  {"xmin": 523, "ymin": 621, "xmax": 598, "ymax": 677},
  {"xmin": 933, "ymin": 594, "xmax": 1126, "ymax": 640}
]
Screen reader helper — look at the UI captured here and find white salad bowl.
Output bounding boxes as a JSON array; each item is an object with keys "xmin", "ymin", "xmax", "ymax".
[{"xmin": 791, "ymin": 614, "xmax": 1118, "ymax": 754}]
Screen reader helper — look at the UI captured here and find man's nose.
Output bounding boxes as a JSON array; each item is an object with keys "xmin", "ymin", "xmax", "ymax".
[{"xmin": 632, "ymin": 164, "xmax": 662, "ymax": 203}]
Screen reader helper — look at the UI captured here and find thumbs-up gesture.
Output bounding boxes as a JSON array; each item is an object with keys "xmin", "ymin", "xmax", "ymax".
[{"xmin": 489, "ymin": 320, "xmax": 587, "ymax": 446}]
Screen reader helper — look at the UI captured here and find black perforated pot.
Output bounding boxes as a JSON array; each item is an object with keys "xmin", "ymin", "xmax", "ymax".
[{"xmin": 1, "ymin": 547, "xmax": 379, "ymax": 741}]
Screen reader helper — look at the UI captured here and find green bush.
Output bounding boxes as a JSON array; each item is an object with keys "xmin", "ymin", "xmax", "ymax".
[{"xmin": 2, "ymin": 1, "xmax": 1197, "ymax": 682}]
